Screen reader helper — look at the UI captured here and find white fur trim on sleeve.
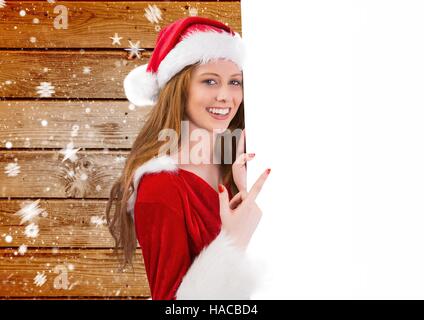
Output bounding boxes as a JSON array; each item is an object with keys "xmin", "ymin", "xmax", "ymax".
[{"xmin": 175, "ymin": 229, "xmax": 260, "ymax": 300}]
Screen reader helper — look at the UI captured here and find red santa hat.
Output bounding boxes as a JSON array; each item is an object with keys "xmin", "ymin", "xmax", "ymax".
[{"xmin": 123, "ymin": 16, "xmax": 245, "ymax": 107}]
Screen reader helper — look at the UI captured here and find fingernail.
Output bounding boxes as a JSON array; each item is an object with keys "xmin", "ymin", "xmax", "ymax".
[
  {"xmin": 249, "ymin": 153, "xmax": 255, "ymax": 157},
  {"xmin": 266, "ymin": 168, "xmax": 271, "ymax": 175},
  {"xmin": 218, "ymin": 184, "xmax": 225, "ymax": 193}
]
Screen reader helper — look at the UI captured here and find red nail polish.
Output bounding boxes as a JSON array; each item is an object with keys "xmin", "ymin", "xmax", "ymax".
[
  {"xmin": 266, "ymin": 168, "xmax": 271, "ymax": 174},
  {"xmin": 218, "ymin": 184, "xmax": 224, "ymax": 193}
]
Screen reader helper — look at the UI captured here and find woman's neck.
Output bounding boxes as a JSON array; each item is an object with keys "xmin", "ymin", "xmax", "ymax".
[{"xmin": 176, "ymin": 120, "xmax": 224, "ymax": 190}]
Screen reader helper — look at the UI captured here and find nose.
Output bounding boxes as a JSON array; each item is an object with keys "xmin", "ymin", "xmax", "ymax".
[{"xmin": 216, "ymin": 84, "xmax": 231, "ymax": 102}]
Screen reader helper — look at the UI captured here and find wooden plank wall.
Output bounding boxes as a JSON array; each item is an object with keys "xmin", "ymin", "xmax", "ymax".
[{"xmin": 0, "ymin": 1, "xmax": 242, "ymax": 299}]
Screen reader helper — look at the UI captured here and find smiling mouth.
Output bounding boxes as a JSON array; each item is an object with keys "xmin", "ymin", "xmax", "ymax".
[{"xmin": 206, "ymin": 107, "xmax": 231, "ymax": 116}]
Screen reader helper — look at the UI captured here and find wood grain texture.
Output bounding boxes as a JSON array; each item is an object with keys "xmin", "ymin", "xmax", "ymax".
[
  {"xmin": 0, "ymin": 101, "xmax": 150, "ymax": 148},
  {"xmin": 0, "ymin": 1, "xmax": 242, "ymax": 48},
  {"xmin": 0, "ymin": 0, "xmax": 241, "ymax": 299},
  {"xmin": 0, "ymin": 248, "xmax": 149, "ymax": 297},
  {"xmin": 0, "ymin": 50, "xmax": 148, "ymax": 99},
  {"xmin": 0, "ymin": 199, "xmax": 143, "ymax": 248},
  {"xmin": 0, "ymin": 151, "xmax": 127, "ymax": 198}
]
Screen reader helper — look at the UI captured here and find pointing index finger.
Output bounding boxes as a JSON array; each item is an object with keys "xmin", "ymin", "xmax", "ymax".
[{"xmin": 246, "ymin": 168, "xmax": 270, "ymax": 202}]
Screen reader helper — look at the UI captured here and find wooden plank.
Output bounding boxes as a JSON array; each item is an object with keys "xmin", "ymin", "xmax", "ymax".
[
  {"xmin": 0, "ymin": 50, "xmax": 148, "ymax": 99},
  {"xmin": 0, "ymin": 199, "xmax": 143, "ymax": 248},
  {"xmin": 0, "ymin": 101, "xmax": 150, "ymax": 148},
  {"xmin": 0, "ymin": 248, "xmax": 150, "ymax": 297},
  {"xmin": 0, "ymin": 1, "xmax": 241, "ymax": 48},
  {"xmin": 0, "ymin": 151, "xmax": 127, "ymax": 198}
]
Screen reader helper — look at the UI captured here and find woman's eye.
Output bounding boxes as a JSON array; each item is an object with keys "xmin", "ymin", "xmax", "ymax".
[{"xmin": 203, "ymin": 79, "xmax": 243, "ymax": 86}]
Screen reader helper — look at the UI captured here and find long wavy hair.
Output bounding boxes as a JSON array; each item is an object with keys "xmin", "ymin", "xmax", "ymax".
[{"xmin": 106, "ymin": 61, "xmax": 245, "ymax": 270}]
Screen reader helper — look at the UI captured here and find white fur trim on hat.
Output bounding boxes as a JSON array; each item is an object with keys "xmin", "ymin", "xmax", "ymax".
[
  {"xmin": 123, "ymin": 31, "xmax": 245, "ymax": 108},
  {"xmin": 157, "ymin": 30, "xmax": 245, "ymax": 89},
  {"xmin": 175, "ymin": 229, "xmax": 261, "ymax": 300},
  {"xmin": 127, "ymin": 155, "xmax": 178, "ymax": 218}
]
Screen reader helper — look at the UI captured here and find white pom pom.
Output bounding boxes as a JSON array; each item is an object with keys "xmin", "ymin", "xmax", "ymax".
[{"xmin": 123, "ymin": 64, "xmax": 159, "ymax": 107}]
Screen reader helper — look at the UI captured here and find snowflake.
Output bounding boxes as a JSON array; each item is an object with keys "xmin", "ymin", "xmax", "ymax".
[
  {"xmin": 90, "ymin": 215, "xmax": 106, "ymax": 227},
  {"xmin": 18, "ymin": 244, "xmax": 27, "ymax": 255},
  {"xmin": 82, "ymin": 66, "xmax": 91, "ymax": 74},
  {"xmin": 34, "ymin": 271, "xmax": 47, "ymax": 287},
  {"xmin": 188, "ymin": 7, "xmax": 198, "ymax": 16},
  {"xmin": 125, "ymin": 41, "xmax": 144, "ymax": 59},
  {"xmin": 4, "ymin": 162, "xmax": 20, "ymax": 177},
  {"xmin": 144, "ymin": 4, "xmax": 162, "ymax": 24},
  {"xmin": 36, "ymin": 82, "xmax": 55, "ymax": 98},
  {"xmin": 15, "ymin": 199, "xmax": 47, "ymax": 224},
  {"xmin": 5, "ymin": 235, "xmax": 12, "ymax": 243},
  {"xmin": 25, "ymin": 223, "xmax": 39, "ymax": 238},
  {"xmin": 0, "ymin": 0, "xmax": 6, "ymax": 9},
  {"xmin": 109, "ymin": 33, "xmax": 122, "ymax": 46},
  {"xmin": 114, "ymin": 155, "xmax": 127, "ymax": 163},
  {"xmin": 59, "ymin": 142, "xmax": 80, "ymax": 162}
]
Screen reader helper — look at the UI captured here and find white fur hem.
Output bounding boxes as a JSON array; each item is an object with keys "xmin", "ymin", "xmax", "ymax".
[{"xmin": 175, "ymin": 229, "xmax": 259, "ymax": 300}]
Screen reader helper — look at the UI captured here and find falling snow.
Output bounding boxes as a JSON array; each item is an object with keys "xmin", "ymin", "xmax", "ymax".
[
  {"xmin": 82, "ymin": 66, "xmax": 91, "ymax": 74},
  {"xmin": 5, "ymin": 235, "xmax": 13, "ymax": 243},
  {"xmin": 4, "ymin": 162, "xmax": 20, "ymax": 177},
  {"xmin": 15, "ymin": 199, "xmax": 47, "ymax": 224},
  {"xmin": 18, "ymin": 244, "xmax": 27, "ymax": 255},
  {"xmin": 19, "ymin": 9, "xmax": 26, "ymax": 17},
  {"xmin": 36, "ymin": 82, "xmax": 55, "ymax": 98},
  {"xmin": 25, "ymin": 223, "xmax": 40, "ymax": 238},
  {"xmin": 114, "ymin": 155, "xmax": 127, "ymax": 163},
  {"xmin": 5, "ymin": 141, "xmax": 12, "ymax": 149},
  {"xmin": 109, "ymin": 33, "xmax": 122, "ymax": 46},
  {"xmin": 34, "ymin": 272, "xmax": 47, "ymax": 287},
  {"xmin": 188, "ymin": 7, "xmax": 198, "ymax": 16},
  {"xmin": 125, "ymin": 41, "xmax": 144, "ymax": 59},
  {"xmin": 59, "ymin": 142, "xmax": 80, "ymax": 162},
  {"xmin": 144, "ymin": 4, "xmax": 162, "ymax": 24},
  {"xmin": 90, "ymin": 215, "xmax": 107, "ymax": 227}
]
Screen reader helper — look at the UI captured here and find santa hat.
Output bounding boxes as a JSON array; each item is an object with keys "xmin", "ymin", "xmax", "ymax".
[{"xmin": 123, "ymin": 16, "xmax": 245, "ymax": 107}]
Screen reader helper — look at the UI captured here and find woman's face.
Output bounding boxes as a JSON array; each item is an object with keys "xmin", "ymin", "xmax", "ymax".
[{"xmin": 185, "ymin": 59, "xmax": 243, "ymax": 133}]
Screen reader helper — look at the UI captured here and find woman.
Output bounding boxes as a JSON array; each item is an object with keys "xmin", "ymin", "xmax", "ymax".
[{"xmin": 106, "ymin": 16, "xmax": 270, "ymax": 300}]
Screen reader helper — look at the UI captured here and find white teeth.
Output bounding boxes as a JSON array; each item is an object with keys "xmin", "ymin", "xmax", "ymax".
[{"xmin": 207, "ymin": 108, "xmax": 230, "ymax": 115}]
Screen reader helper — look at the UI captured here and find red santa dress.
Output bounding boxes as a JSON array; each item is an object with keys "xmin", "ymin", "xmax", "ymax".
[{"xmin": 127, "ymin": 155, "xmax": 259, "ymax": 300}]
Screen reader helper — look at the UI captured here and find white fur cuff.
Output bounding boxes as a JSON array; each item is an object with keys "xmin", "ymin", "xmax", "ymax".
[{"xmin": 175, "ymin": 229, "xmax": 259, "ymax": 300}]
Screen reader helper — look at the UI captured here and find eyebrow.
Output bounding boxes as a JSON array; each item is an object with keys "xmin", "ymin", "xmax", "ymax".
[{"xmin": 200, "ymin": 72, "xmax": 242, "ymax": 77}]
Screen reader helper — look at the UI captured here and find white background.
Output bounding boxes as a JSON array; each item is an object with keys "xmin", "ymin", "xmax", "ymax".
[{"xmin": 241, "ymin": 0, "xmax": 424, "ymax": 299}]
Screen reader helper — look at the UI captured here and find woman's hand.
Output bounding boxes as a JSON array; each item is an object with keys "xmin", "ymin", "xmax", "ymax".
[
  {"xmin": 218, "ymin": 168, "xmax": 271, "ymax": 250},
  {"xmin": 232, "ymin": 128, "xmax": 256, "ymax": 192}
]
